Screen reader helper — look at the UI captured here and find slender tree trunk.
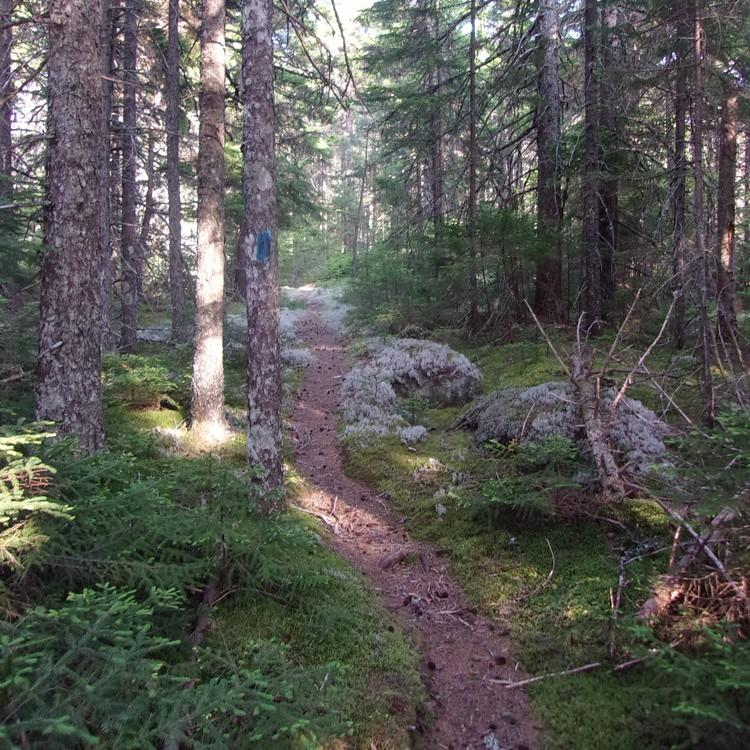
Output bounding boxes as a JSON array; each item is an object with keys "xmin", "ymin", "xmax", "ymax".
[
  {"xmin": 598, "ymin": 5, "xmax": 619, "ymax": 316},
  {"xmin": 533, "ymin": 0, "xmax": 563, "ymax": 321},
  {"xmin": 242, "ymin": 0, "xmax": 282, "ymax": 491},
  {"xmin": 414, "ymin": 158, "xmax": 424, "ymax": 232},
  {"xmin": 235, "ymin": 214, "xmax": 247, "ymax": 298},
  {"xmin": 99, "ymin": 0, "xmax": 116, "ymax": 351},
  {"xmin": 671, "ymin": 47, "xmax": 688, "ymax": 349},
  {"xmin": 715, "ymin": 81, "xmax": 739, "ymax": 345},
  {"xmin": 166, "ymin": 0, "xmax": 187, "ymax": 342},
  {"xmin": 352, "ymin": 132, "xmax": 369, "ymax": 275},
  {"xmin": 109, "ymin": 28, "xmax": 122, "ymax": 320},
  {"xmin": 36, "ymin": 0, "xmax": 105, "ymax": 452},
  {"xmin": 582, "ymin": 0, "xmax": 601, "ymax": 328},
  {"xmin": 744, "ymin": 131, "xmax": 750, "ymax": 257},
  {"xmin": 137, "ymin": 136, "xmax": 155, "ymax": 301},
  {"xmin": 0, "ymin": 0, "xmax": 12, "ymax": 202},
  {"xmin": 191, "ymin": 0, "xmax": 227, "ymax": 439},
  {"xmin": 692, "ymin": 0, "xmax": 715, "ymax": 425},
  {"xmin": 429, "ymin": 0, "xmax": 444, "ymax": 242},
  {"xmin": 467, "ymin": 0, "xmax": 479, "ymax": 331},
  {"xmin": 119, "ymin": 0, "xmax": 138, "ymax": 353}
]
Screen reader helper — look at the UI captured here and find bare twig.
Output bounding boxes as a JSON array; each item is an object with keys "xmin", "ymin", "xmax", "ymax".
[
  {"xmin": 523, "ymin": 299, "xmax": 571, "ymax": 378},
  {"xmin": 611, "ymin": 299, "xmax": 675, "ymax": 411},
  {"xmin": 516, "ymin": 538, "xmax": 555, "ymax": 601}
]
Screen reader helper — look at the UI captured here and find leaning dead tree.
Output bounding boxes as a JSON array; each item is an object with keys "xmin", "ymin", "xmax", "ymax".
[{"xmin": 521, "ymin": 295, "xmax": 675, "ymax": 503}]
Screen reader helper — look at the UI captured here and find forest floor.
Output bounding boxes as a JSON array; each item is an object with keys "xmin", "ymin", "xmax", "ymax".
[
  {"xmin": 289, "ymin": 298, "xmax": 541, "ymax": 750},
  {"xmin": 280, "ymin": 286, "xmax": 715, "ymax": 750}
]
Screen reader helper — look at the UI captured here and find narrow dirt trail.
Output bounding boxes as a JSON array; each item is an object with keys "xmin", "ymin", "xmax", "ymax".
[{"xmin": 290, "ymin": 303, "xmax": 541, "ymax": 750}]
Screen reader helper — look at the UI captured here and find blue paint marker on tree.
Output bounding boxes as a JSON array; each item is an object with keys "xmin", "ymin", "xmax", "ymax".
[{"xmin": 256, "ymin": 229, "xmax": 272, "ymax": 263}]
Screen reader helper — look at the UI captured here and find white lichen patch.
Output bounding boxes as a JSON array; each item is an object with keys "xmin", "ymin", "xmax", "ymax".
[
  {"xmin": 398, "ymin": 425, "xmax": 428, "ymax": 444},
  {"xmin": 281, "ymin": 346, "xmax": 315, "ymax": 368},
  {"xmin": 457, "ymin": 381, "xmax": 672, "ymax": 476},
  {"xmin": 340, "ymin": 337, "xmax": 481, "ymax": 445}
]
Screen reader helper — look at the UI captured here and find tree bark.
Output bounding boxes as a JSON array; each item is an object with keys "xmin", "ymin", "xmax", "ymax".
[
  {"xmin": 351, "ymin": 132, "xmax": 369, "ymax": 275},
  {"xmin": 137, "ymin": 135, "xmax": 155, "ymax": 301},
  {"xmin": 744, "ymin": 130, "xmax": 750, "ymax": 255},
  {"xmin": 582, "ymin": 0, "xmax": 601, "ymax": 328},
  {"xmin": 0, "ymin": 0, "xmax": 12, "ymax": 202},
  {"xmin": 191, "ymin": 0, "xmax": 228, "ymax": 439},
  {"xmin": 715, "ymin": 81, "xmax": 739, "ymax": 345},
  {"xmin": 119, "ymin": 0, "xmax": 138, "ymax": 353},
  {"xmin": 671, "ymin": 40, "xmax": 688, "ymax": 350},
  {"xmin": 99, "ymin": 0, "xmax": 116, "ymax": 352},
  {"xmin": 166, "ymin": 0, "xmax": 187, "ymax": 343},
  {"xmin": 36, "ymin": 0, "xmax": 105, "ymax": 452},
  {"xmin": 598, "ymin": 5, "xmax": 619, "ymax": 316},
  {"xmin": 242, "ymin": 0, "xmax": 282, "ymax": 491},
  {"xmin": 570, "ymin": 353, "xmax": 625, "ymax": 502},
  {"xmin": 467, "ymin": 0, "xmax": 479, "ymax": 331},
  {"xmin": 533, "ymin": 0, "xmax": 563, "ymax": 321},
  {"xmin": 109, "ymin": 27, "xmax": 122, "ymax": 325},
  {"xmin": 691, "ymin": 0, "xmax": 715, "ymax": 425},
  {"xmin": 429, "ymin": 0, "xmax": 444, "ymax": 242}
]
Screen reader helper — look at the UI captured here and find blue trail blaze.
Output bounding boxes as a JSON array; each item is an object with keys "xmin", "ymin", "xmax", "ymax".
[{"xmin": 256, "ymin": 230, "xmax": 272, "ymax": 263}]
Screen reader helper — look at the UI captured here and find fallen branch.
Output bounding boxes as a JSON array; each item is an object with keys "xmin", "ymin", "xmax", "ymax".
[
  {"xmin": 498, "ymin": 651, "xmax": 660, "ymax": 689},
  {"xmin": 289, "ymin": 503, "xmax": 341, "ymax": 535},
  {"xmin": 571, "ymin": 352, "xmax": 625, "ymax": 501},
  {"xmin": 497, "ymin": 661, "xmax": 602, "ymax": 688},
  {"xmin": 655, "ymin": 500, "xmax": 731, "ymax": 581}
]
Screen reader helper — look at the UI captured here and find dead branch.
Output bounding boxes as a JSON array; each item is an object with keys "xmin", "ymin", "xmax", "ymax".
[
  {"xmin": 570, "ymin": 351, "xmax": 625, "ymax": 501},
  {"xmin": 498, "ymin": 648, "xmax": 665, "ymax": 689},
  {"xmin": 523, "ymin": 299, "xmax": 571, "ymax": 379},
  {"xmin": 611, "ymin": 299, "xmax": 675, "ymax": 411},
  {"xmin": 289, "ymin": 504, "xmax": 341, "ymax": 535}
]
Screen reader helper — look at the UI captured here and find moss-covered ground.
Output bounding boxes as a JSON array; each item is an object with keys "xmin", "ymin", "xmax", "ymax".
[
  {"xmin": 2, "ymin": 305, "xmax": 425, "ymax": 749},
  {"xmin": 341, "ymin": 323, "xmax": 734, "ymax": 750}
]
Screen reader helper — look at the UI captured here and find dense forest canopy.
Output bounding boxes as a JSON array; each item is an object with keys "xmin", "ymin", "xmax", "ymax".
[{"xmin": 0, "ymin": 0, "xmax": 749, "ymax": 747}]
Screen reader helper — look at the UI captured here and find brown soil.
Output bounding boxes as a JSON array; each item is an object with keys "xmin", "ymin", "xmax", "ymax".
[{"xmin": 289, "ymin": 304, "xmax": 542, "ymax": 750}]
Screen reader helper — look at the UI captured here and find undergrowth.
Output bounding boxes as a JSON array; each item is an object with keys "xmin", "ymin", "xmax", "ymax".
[
  {"xmin": 0, "ymin": 336, "xmax": 424, "ymax": 748},
  {"xmin": 342, "ymin": 328, "xmax": 749, "ymax": 750}
]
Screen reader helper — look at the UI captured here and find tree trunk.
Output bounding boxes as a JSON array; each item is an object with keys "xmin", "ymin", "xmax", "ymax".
[
  {"xmin": 166, "ymin": 0, "xmax": 187, "ymax": 343},
  {"xmin": 582, "ymin": 0, "xmax": 601, "ymax": 328},
  {"xmin": 691, "ymin": 0, "xmax": 715, "ymax": 425},
  {"xmin": 235, "ymin": 213, "xmax": 247, "ymax": 299},
  {"xmin": 0, "ymin": 0, "xmax": 12, "ymax": 202},
  {"xmin": 137, "ymin": 136, "xmax": 155, "ymax": 301},
  {"xmin": 36, "ymin": 0, "xmax": 105, "ymax": 452},
  {"xmin": 570, "ymin": 353, "xmax": 625, "ymax": 502},
  {"xmin": 715, "ymin": 81, "xmax": 739, "ymax": 346},
  {"xmin": 119, "ymin": 0, "xmax": 138, "ymax": 353},
  {"xmin": 191, "ymin": 0, "xmax": 227, "ymax": 440},
  {"xmin": 242, "ymin": 0, "xmax": 282, "ymax": 491},
  {"xmin": 352, "ymin": 132, "xmax": 369, "ymax": 275},
  {"xmin": 671, "ymin": 43, "xmax": 688, "ymax": 349},
  {"xmin": 467, "ymin": 0, "xmax": 479, "ymax": 331},
  {"xmin": 533, "ymin": 0, "xmax": 563, "ymax": 321},
  {"xmin": 598, "ymin": 6, "xmax": 619, "ymax": 317},
  {"xmin": 109, "ymin": 28, "xmax": 122, "ymax": 325},
  {"xmin": 744, "ymin": 130, "xmax": 750, "ymax": 256},
  {"xmin": 429, "ymin": 0, "xmax": 444, "ymax": 242},
  {"xmin": 99, "ymin": 0, "xmax": 116, "ymax": 352}
]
